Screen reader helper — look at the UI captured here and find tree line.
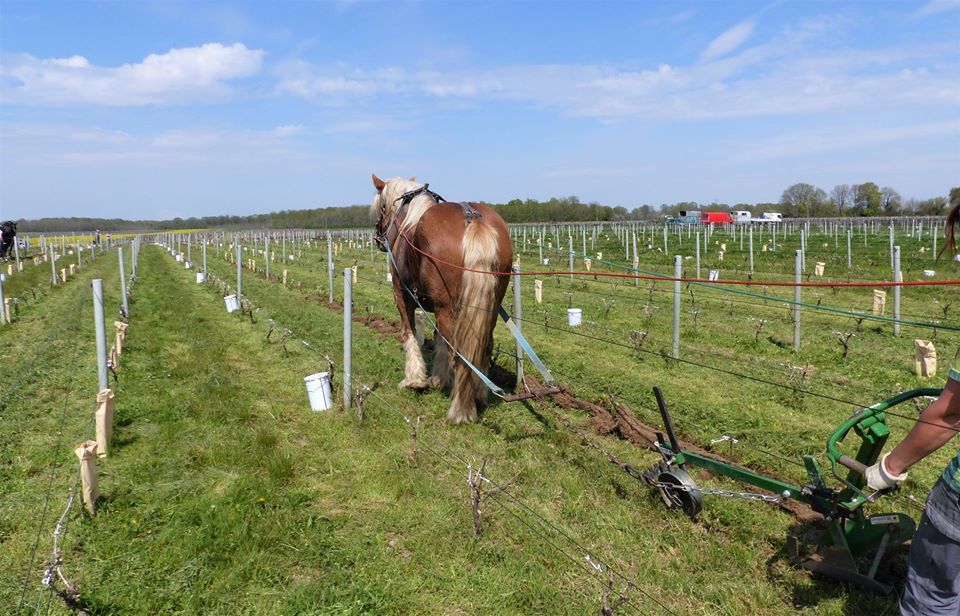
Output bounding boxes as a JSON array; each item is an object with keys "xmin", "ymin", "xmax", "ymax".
[
  {"xmin": 776, "ymin": 183, "xmax": 958, "ymax": 218},
  {"xmin": 12, "ymin": 184, "xmax": 957, "ymax": 232}
]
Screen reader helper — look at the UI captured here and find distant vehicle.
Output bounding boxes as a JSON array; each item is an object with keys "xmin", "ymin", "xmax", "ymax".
[
  {"xmin": 753, "ymin": 212, "xmax": 783, "ymax": 223},
  {"xmin": 702, "ymin": 211, "xmax": 733, "ymax": 225},
  {"xmin": 665, "ymin": 210, "xmax": 703, "ymax": 225},
  {"xmin": 731, "ymin": 210, "xmax": 752, "ymax": 224}
]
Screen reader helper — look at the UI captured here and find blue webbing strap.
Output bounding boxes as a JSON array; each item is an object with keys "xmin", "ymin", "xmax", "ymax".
[
  {"xmin": 385, "ymin": 239, "xmax": 506, "ymax": 398},
  {"xmin": 497, "ymin": 306, "xmax": 555, "ymax": 385}
]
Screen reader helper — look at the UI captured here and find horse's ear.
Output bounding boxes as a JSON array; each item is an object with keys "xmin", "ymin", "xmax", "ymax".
[
  {"xmin": 409, "ymin": 176, "xmax": 416, "ymax": 182},
  {"xmin": 372, "ymin": 174, "xmax": 385, "ymax": 191}
]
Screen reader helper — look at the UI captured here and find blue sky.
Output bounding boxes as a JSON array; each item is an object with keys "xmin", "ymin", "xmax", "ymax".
[{"xmin": 1, "ymin": 0, "xmax": 958, "ymax": 220}]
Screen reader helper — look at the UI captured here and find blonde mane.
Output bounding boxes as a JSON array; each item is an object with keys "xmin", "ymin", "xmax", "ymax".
[{"xmin": 371, "ymin": 177, "xmax": 439, "ymax": 232}]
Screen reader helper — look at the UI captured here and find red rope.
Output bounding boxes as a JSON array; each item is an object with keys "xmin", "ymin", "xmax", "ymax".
[{"xmin": 389, "ymin": 210, "xmax": 960, "ymax": 289}]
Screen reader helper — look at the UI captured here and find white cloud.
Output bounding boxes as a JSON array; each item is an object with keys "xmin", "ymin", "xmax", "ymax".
[
  {"xmin": 273, "ymin": 18, "xmax": 959, "ymax": 124},
  {"xmin": 3, "ymin": 124, "xmax": 131, "ymax": 144},
  {"xmin": 1, "ymin": 43, "xmax": 264, "ymax": 106},
  {"xmin": 272, "ymin": 124, "xmax": 305, "ymax": 137},
  {"xmin": 151, "ymin": 130, "xmax": 224, "ymax": 149},
  {"xmin": 914, "ymin": 0, "xmax": 960, "ymax": 18},
  {"xmin": 668, "ymin": 9, "xmax": 697, "ymax": 24},
  {"xmin": 272, "ymin": 61, "xmax": 410, "ymax": 102},
  {"xmin": 730, "ymin": 121, "xmax": 959, "ymax": 163},
  {"xmin": 323, "ymin": 119, "xmax": 407, "ymax": 134},
  {"xmin": 699, "ymin": 20, "xmax": 756, "ymax": 63},
  {"xmin": 1, "ymin": 123, "xmax": 308, "ymax": 167}
]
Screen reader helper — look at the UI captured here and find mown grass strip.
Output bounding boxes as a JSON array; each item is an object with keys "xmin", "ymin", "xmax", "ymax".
[{"xmin": 1, "ymin": 248, "xmax": 124, "ymax": 613}]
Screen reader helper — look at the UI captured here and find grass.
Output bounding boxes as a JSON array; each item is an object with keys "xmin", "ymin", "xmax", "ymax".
[
  {"xmin": 4, "ymin": 220, "xmax": 958, "ymax": 615},
  {"xmin": 1, "ymin": 243, "xmax": 117, "ymax": 325},
  {"xmin": 1, "ymin": 246, "xmax": 123, "ymax": 613}
]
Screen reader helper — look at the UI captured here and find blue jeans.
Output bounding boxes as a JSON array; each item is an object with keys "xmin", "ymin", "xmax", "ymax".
[{"xmin": 900, "ymin": 479, "xmax": 960, "ymax": 615}]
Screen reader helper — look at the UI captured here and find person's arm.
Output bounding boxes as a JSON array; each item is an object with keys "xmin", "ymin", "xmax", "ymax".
[{"xmin": 886, "ymin": 377, "xmax": 960, "ymax": 475}]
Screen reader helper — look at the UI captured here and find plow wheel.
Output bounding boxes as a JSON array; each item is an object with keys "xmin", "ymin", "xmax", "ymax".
[{"xmin": 656, "ymin": 468, "xmax": 703, "ymax": 520}]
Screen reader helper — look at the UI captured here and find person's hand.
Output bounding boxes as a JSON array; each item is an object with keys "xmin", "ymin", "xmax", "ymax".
[{"xmin": 865, "ymin": 453, "xmax": 908, "ymax": 490}]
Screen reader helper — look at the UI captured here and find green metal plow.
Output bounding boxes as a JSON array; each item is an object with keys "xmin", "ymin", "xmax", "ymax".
[{"xmin": 647, "ymin": 386, "xmax": 942, "ymax": 594}]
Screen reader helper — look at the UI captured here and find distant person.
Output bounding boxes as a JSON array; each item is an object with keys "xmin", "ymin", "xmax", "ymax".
[
  {"xmin": 866, "ymin": 198, "xmax": 960, "ymax": 615},
  {"xmin": 94, "ymin": 229, "xmax": 101, "ymax": 245},
  {"xmin": 0, "ymin": 220, "xmax": 17, "ymax": 260}
]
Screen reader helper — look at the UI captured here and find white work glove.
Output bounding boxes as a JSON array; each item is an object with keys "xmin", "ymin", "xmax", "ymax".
[{"xmin": 864, "ymin": 453, "xmax": 908, "ymax": 490}]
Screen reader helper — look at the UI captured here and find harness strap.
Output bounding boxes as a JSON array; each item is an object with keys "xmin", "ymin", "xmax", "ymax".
[
  {"xmin": 497, "ymin": 307, "xmax": 555, "ymax": 385},
  {"xmin": 397, "ymin": 183, "xmax": 444, "ymax": 206},
  {"xmin": 457, "ymin": 202, "xmax": 483, "ymax": 225}
]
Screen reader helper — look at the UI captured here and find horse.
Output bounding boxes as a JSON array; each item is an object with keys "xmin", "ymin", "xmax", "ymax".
[{"xmin": 371, "ymin": 174, "xmax": 513, "ymax": 423}]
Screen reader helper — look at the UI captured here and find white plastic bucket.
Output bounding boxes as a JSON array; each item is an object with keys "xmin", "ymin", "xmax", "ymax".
[
  {"xmin": 304, "ymin": 372, "xmax": 333, "ymax": 411},
  {"xmin": 175, "ymin": 254, "xmax": 182, "ymax": 262},
  {"xmin": 543, "ymin": 258, "xmax": 550, "ymax": 265},
  {"xmin": 196, "ymin": 272, "xmax": 205, "ymax": 284},
  {"xmin": 567, "ymin": 308, "xmax": 582, "ymax": 327},
  {"xmin": 224, "ymin": 294, "xmax": 239, "ymax": 313},
  {"xmin": 923, "ymin": 269, "xmax": 935, "ymax": 277},
  {"xmin": 184, "ymin": 261, "xmax": 191, "ymax": 269},
  {"xmin": 386, "ymin": 272, "xmax": 393, "ymax": 282}
]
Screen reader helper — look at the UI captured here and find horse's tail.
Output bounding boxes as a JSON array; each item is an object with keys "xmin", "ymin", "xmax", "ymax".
[{"xmin": 449, "ymin": 220, "xmax": 501, "ymax": 423}]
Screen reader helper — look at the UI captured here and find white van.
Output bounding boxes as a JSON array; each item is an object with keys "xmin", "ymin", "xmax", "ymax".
[
  {"xmin": 754, "ymin": 212, "xmax": 783, "ymax": 223},
  {"xmin": 731, "ymin": 210, "xmax": 752, "ymax": 224}
]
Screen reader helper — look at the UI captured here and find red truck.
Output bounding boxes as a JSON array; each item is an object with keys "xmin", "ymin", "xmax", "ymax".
[{"xmin": 701, "ymin": 212, "xmax": 733, "ymax": 225}]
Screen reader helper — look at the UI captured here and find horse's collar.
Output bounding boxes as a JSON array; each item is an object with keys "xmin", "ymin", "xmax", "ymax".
[{"xmin": 396, "ymin": 183, "xmax": 444, "ymax": 208}]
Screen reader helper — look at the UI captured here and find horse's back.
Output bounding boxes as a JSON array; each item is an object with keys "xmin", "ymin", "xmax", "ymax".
[{"xmin": 418, "ymin": 203, "xmax": 511, "ymax": 271}]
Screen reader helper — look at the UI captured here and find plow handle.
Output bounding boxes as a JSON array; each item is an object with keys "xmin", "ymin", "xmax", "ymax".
[
  {"xmin": 827, "ymin": 388, "xmax": 941, "ymax": 507},
  {"xmin": 837, "ymin": 455, "xmax": 867, "ymax": 476},
  {"xmin": 827, "ymin": 388, "xmax": 942, "ymax": 464},
  {"xmin": 653, "ymin": 387, "xmax": 682, "ymax": 456}
]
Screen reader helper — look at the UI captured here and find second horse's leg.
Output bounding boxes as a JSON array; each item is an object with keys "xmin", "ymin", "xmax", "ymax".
[{"xmin": 429, "ymin": 306, "xmax": 455, "ymax": 391}]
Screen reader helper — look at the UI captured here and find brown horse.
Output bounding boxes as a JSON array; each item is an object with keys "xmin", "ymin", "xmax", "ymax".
[{"xmin": 371, "ymin": 174, "xmax": 513, "ymax": 423}]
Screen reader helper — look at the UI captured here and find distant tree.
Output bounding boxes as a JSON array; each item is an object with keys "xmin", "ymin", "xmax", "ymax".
[
  {"xmin": 917, "ymin": 197, "xmax": 947, "ymax": 216},
  {"xmin": 853, "ymin": 182, "xmax": 883, "ymax": 216},
  {"xmin": 881, "ymin": 186, "xmax": 902, "ymax": 215},
  {"xmin": 781, "ymin": 183, "xmax": 827, "ymax": 218},
  {"xmin": 830, "ymin": 184, "xmax": 852, "ymax": 216},
  {"xmin": 659, "ymin": 201, "xmax": 698, "ymax": 217},
  {"xmin": 631, "ymin": 204, "xmax": 656, "ymax": 220}
]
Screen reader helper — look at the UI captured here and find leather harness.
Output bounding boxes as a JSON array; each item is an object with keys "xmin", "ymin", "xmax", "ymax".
[{"xmin": 375, "ymin": 183, "xmax": 483, "ymax": 252}]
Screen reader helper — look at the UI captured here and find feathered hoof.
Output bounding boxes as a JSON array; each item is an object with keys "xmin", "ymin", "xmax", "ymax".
[
  {"xmin": 428, "ymin": 375, "xmax": 444, "ymax": 389},
  {"xmin": 446, "ymin": 403, "xmax": 478, "ymax": 424},
  {"xmin": 446, "ymin": 412, "xmax": 477, "ymax": 425},
  {"xmin": 399, "ymin": 378, "xmax": 430, "ymax": 391}
]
